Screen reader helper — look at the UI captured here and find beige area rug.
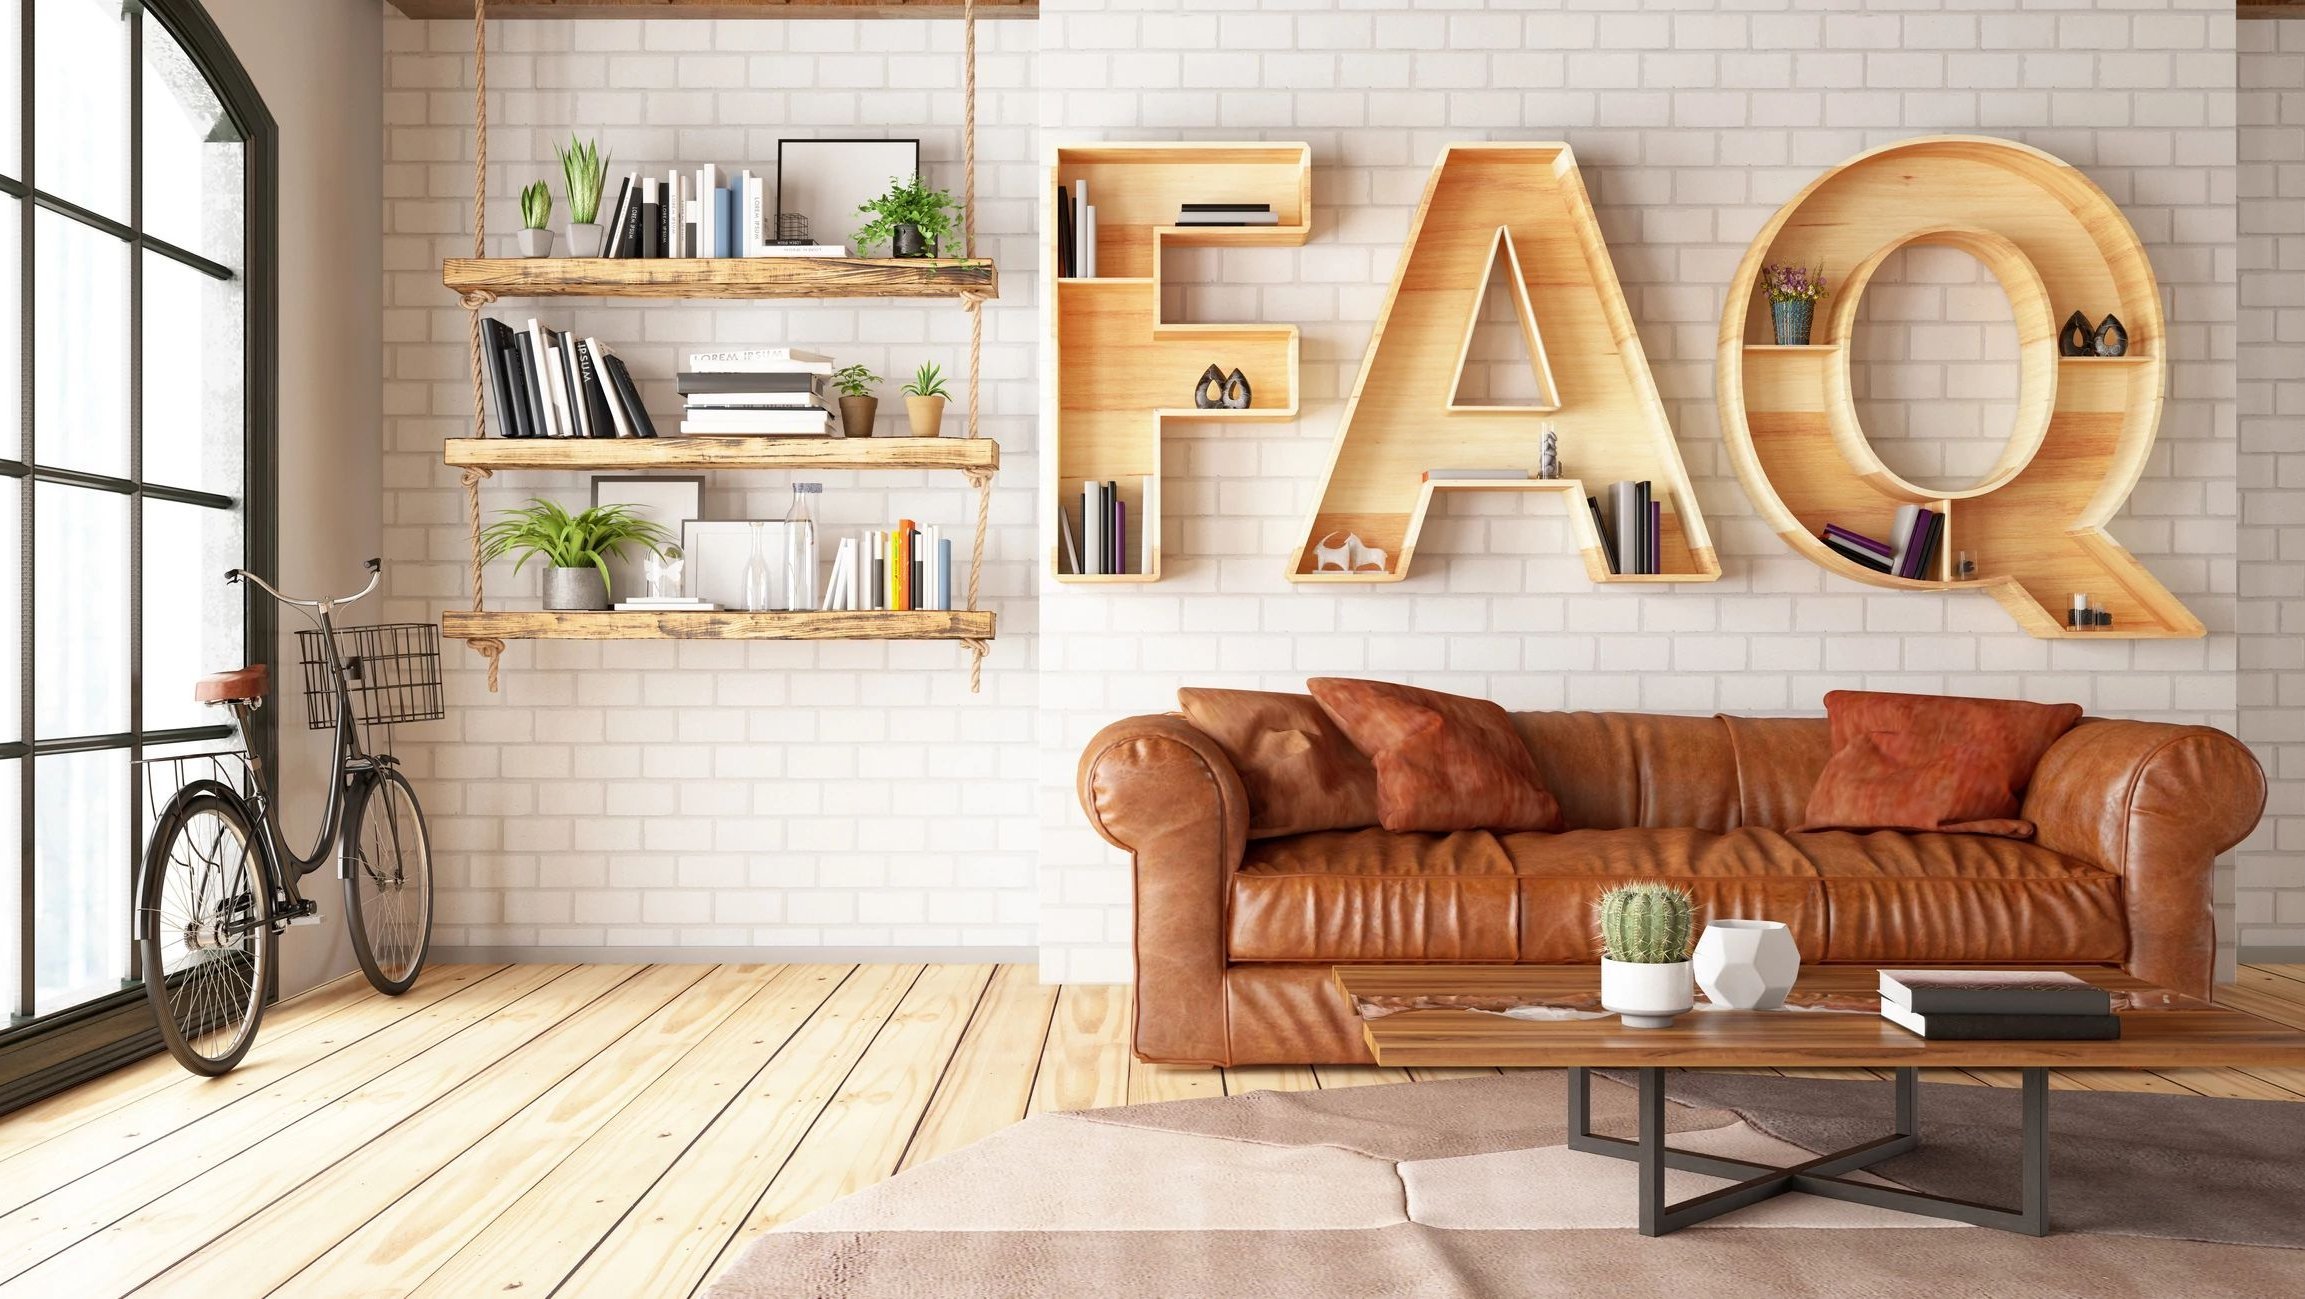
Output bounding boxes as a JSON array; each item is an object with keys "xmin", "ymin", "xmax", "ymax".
[{"xmin": 705, "ymin": 1072, "xmax": 2305, "ymax": 1299}]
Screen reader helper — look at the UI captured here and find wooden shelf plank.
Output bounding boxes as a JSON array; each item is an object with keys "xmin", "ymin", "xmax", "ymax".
[
  {"xmin": 388, "ymin": 1, "xmax": 1036, "ymax": 19},
  {"xmin": 443, "ymin": 257, "xmax": 996, "ymax": 302},
  {"xmin": 443, "ymin": 436, "xmax": 996, "ymax": 474},
  {"xmin": 442, "ymin": 610, "xmax": 994, "ymax": 641}
]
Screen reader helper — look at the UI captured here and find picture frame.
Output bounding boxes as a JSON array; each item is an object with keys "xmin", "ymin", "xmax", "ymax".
[
  {"xmin": 591, "ymin": 475, "xmax": 704, "ymax": 602},
  {"xmin": 775, "ymin": 138, "xmax": 920, "ymax": 252},
  {"xmin": 683, "ymin": 519, "xmax": 793, "ymax": 610}
]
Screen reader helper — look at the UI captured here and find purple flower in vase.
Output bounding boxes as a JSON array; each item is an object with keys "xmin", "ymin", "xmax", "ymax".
[{"xmin": 1760, "ymin": 262, "xmax": 1828, "ymax": 304}]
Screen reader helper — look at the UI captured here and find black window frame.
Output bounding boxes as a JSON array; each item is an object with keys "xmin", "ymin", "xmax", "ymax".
[{"xmin": 0, "ymin": 0, "xmax": 276, "ymax": 1112}]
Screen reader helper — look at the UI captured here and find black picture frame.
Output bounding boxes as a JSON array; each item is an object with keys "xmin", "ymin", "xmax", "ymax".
[{"xmin": 774, "ymin": 138, "xmax": 920, "ymax": 250}]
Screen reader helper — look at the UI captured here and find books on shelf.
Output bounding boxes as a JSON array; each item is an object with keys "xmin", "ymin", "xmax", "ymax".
[
  {"xmin": 1878, "ymin": 970, "xmax": 2119, "ymax": 1040},
  {"xmin": 1057, "ymin": 179, "xmax": 1096, "ymax": 278},
  {"xmin": 479, "ymin": 316, "xmax": 657, "ymax": 439},
  {"xmin": 1819, "ymin": 509, "xmax": 1943, "ymax": 579},
  {"xmin": 676, "ymin": 348, "xmax": 836, "ymax": 437},
  {"xmin": 588, "ymin": 167, "xmax": 846, "ymax": 259},
  {"xmin": 819, "ymin": 523, "xmax": 958, "ymax": 612},
  {"xmin": 1588, "ymin": 480, "xmax": 1662, "ymax": 576},
  {"xmin": 1058, "ymin": 478, "xmax": 1147, "ymax": 576},
  {"xmin": 1176, "ymin": 201, "xmax": 1279, "ymax": 227}
]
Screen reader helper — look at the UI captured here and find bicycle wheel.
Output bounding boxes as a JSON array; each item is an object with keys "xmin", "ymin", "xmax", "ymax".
[
  {"xmin": 343, "ymin": 767, "xmax": 433, "ymax": 995},
  {"xmin": 137, "ymin": 783, "xmax": 275, "ymax": 1076}
]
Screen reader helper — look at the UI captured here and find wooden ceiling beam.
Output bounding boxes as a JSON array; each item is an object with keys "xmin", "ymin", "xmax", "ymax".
[{"xmin": 385, "ymin": 0, "xmax": 1035, "ymax": 19}]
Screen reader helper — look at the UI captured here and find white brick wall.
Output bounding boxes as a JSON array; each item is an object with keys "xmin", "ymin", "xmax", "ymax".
[{"xmin": 1035, "ymin": 0, "xmax": 2243, "ymax": 983}]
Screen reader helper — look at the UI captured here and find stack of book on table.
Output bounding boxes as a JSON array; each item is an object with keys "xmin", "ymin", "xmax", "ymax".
[
  {"xmin": 1878, "ymin": 970, "xmax": 2119, "ymax": 1040},
  {"xmin": 679, "ymin": 348, "xmax": 834, "ymax": 437},
  {"xmin": 1820, "ymin": 506, "xmax": 1943, "ymax": 579},
  {"xmin": 1588, "ymin": 480, "xmax": 1664, "ymax": 575},
  {"xmin": 820, "ymin": 521, "xmax": 956, "ymax": 611},
  {"xmin": 1174, "ymin": 202, "xmax": 1279, "ymax": 227},
  {"xmin": 479, "ymin": 317, "xmax": 656, "ymax": 439}
]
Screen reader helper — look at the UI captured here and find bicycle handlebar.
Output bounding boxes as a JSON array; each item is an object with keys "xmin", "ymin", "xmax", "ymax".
[{"xmin": 226, "ymin": 558, "xmax": 384, "ymax": 611}]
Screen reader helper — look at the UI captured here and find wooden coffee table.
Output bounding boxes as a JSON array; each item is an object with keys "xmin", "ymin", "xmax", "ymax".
[{"xmin": 1332, "ymin": 965, "xmax": 2305, "ymax": 1237}]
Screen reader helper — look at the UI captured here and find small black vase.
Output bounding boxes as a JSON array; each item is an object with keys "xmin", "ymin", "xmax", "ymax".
[
  {"xmin": 2093, "ymin": 314, "xmax": 2128, "ymax": 357},
  {"xmin": 892, "ymin": 222, "xmax": 932, "ymax": 258},
  {"xmin": 1194, "ymin": 364, "xmax": 1226, "ymax": 409},
  {"xmin": 2058, "ymin": 310, "xmax": 2094, "ymax": 357}
]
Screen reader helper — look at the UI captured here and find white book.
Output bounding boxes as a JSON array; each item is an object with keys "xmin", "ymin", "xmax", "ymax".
[
  {"xmin": 1082, "ymin": 481, "xmax": 1103, "ymax": 576},
  {"xmin": 639, "ymin": 176, "xmax": 658, "ymax": 255},
  {"xmin": 687, "ymin": 348, "xmax": 835, "ymax": 374},
  {"xmin": 665, "ymin": 169, "xmax": 681, "ymax": 258},
  {"xmin": 740, "ymin": 171, "xmax": 766, "ymax": 257},
  {"xmin": 924, "ymin": 525, "xmax": 940, "ymax": 610},
  {"xmin": 695, "ymin": 165, "xmax": 718, "ymax": 259},
  {"xmin": 684, "ymin": 393, "xmax": 829, "ymax": 409},
  {"xmin": 1083, "ymin": 205, "xmax": 1097, "ymax": 278},
  {"xmin": 1888, "ymin": 503, "xmax": 1923, "ymax": 577},
  {"xmin": 1074, "ymin": 180, "xmax": 1088, "ymax": 279},
  {"xmin": 524, "ymin": 319, "xmax": 560, "ymax": 437},
  {"xmin": 752, "ymin": 244, "xmax": 850, "ymax": 257},
  {"xmin": 869, "ymin": 532, "xmax": 883, "ymax": 611}
]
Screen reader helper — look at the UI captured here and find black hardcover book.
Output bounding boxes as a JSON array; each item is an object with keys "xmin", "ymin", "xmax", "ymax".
[
  {"xmin": 1881, "ymin": 970, "xmax": 2114, "ymax": 1016},
  {"xmin": 1881, "ymin": 1004, "xmax": 2119, "ymax": 1041},
  {"xmin": 640, "ymin": 179, "xmax": 662, "ymax": 259},
  {"xmin": 1586, "ymin": 496, "xmax": 1616, "ymax": 575},
  {"xmin": 601, "ymin": 177, "xmax": 632, "ymax": 259},
  {"xmin": 1057, "ymin": 184, "xmax": 1073, "ymax": 279},
  {"xmin": 1822, "ymin": 533, "xmax": 1894, "ymax": 573},
  {"xmin": 515, "ymin": 331, "xmax": 548, "ymax": 438},
  {"xmin": 602, "ymin": 354, "xmax": 658, "ymax": 438},
  {"xmin": 1911, "ymin": 510, "xmax": 1945, "ymax": 580},
  {"xmin": 1181, "ymin": 202, "xmax": 1271, "ymax": 212},
  {"xmin": 621, "ymin": 179, "xmax": 646, "ymax": 256},
  {"xmin": 675, "ymin": 371, "xmax": 825, "ymax": 395},
  {"xmin": 911, "ymin": 531, "xmax": 923, "ymax": 612},
  {"xmin": 479, "ymin": 318, "xmax": 518, "ymax": 437},
  {"xmin": 1635, "ymin": 480, "xmax": 1652, "ymax": 575},
  {"xmin": 575, "ymin": 341, "xmax": 617, "ymax": 437},
  {"xmin": 503, "ymin": 342, "xmax": 535, "ymax": 439}
]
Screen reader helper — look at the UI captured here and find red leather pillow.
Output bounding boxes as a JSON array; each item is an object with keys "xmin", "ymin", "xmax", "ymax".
[
  {"xmin": 1305, "ymin": 678, "xmax": 1564, "ymax": 834},
  {"xmin": 1177, "ymin": 688, "xmax": 1380, "ymax": 838},
  {"xmin": 1796, "ymin": 690, "xmax": 2083, "ymax": 839}
]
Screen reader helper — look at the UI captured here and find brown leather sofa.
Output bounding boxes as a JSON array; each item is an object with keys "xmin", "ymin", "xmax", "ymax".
[{"xmin": 1079, "ymin": 708, "xmax": 2265, "ymax": 1066}]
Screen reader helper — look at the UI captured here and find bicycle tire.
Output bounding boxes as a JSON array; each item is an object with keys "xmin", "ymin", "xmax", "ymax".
[
  {"xmin": 343, "ymin": 767, "xmax": 433, "ymax": 995},
  {"xmin": 137, "ymin": 782, "xmax": 275, "ymax": 1076}
]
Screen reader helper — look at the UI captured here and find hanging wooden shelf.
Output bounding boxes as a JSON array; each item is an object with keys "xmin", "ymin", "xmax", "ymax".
[
  {"xmin": 388, "ymin": 1, "xmax": 1035, "ymax": 21},
  {"xmin": 443, "ymin": 610, "xmax": 994, "ymax": 642},
  {"xmin": 444, "ymin": 436, "xmax": 997, "ymax": 475},
  {"xmin": 442, "ymin": 257, "xmax": 997, "ymax": 302}
]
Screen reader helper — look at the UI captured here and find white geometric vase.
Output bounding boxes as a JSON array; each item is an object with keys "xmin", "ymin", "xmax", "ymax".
[{"xmin": 1692, "ymin": 919, "xmax": 1800, "ymax": 1010}]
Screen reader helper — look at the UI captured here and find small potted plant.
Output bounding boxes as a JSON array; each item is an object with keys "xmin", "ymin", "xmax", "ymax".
[
  {"xmin": 1760, "ymin": 263, "xmax": 1827, "ymax": 346},
  {"xmin": 853, "ymin": 174, "xmax": 962, "ymax": 259},
  {"xmin": 1596, "ymin": 882, "xmax": 1696, "ymax": 1028},
  {"xmin": 833, "ymin": 364, "xmax": 880, "ymax": 438},
  {"xmin": 518, "ymin": 181, "xmax": 554, "ymax": 258},
  {"xmin": 557, "ymin": 135, "xmax": 610, "ymax": 258},
  {"xmin": 480, "ymin": 498, "xmax": 670, "ymax": 611},
  {"xmin": 902, "ymin": 361, "xmax": 950, "ymax": 438}
]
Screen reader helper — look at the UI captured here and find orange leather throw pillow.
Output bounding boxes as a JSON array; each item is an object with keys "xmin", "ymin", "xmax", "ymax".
[
  {"xmin": 1305, "ymin": 678, "xmax": 1564, "ymax": 834},
  {"xmin": 1796, "ymin": 690, "xmax": 2083, "ymax": 839},
  {"xmin": 1177, "ymin": 688, "xmax": 1380, "ymax": 838}
]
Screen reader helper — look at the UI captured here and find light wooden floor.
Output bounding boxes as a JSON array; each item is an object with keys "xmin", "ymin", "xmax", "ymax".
[{"xmin": 4, "ymin": 961, "xmax": 2305, "ymax": 1298}]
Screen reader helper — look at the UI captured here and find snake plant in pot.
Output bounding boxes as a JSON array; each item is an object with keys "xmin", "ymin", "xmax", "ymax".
[
  {"xmin": 1596, "ymin": 882, "xmax": 1696, "ymax": 1028},
  {"xmin": 481, "ymin": 499, "xmax": 671, "ymax": 611},
  {"xmin": 517, "ymin": 181, "xmax": 554, "ymax": 258},
  {"xmin": 557, "ymin": 135, "xmax": 611, "ymax": 258},
  {"xmin": 902, "ymin": 361, "xmax": 950, "ymax": 437}
]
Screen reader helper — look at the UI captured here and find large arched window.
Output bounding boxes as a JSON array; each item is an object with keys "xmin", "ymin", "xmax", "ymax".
[{"xmin": 0, "ymin": 0, "xmax": 273, "ymax": 1102}]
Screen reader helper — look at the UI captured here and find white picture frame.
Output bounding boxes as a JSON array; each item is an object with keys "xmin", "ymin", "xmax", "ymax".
[
  {"xmin": 775, "ymin": 138, "xmax": 920, "ymax": 253},
  {"xmin": 591, "ymin": 475, "xmax": 704, "ymax": 603},
  {"xmin": 683, "ymin": 519, "xmax": 792, "ymax": 610}
]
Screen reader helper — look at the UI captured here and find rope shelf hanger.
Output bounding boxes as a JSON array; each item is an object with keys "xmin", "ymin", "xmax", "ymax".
[{"xmin": 452, "ymin": 0, "xmax": 995, "ymax": 694}]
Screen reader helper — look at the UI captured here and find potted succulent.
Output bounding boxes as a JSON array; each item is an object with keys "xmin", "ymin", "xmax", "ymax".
[
  {"xmin": 480, "ymin": 498, "xmax": 671, "ymax": 611},
  {"xmin": 902, "ymin": 361, "xmax": 950, "ymax": 438},
  {"xmin": 833, "ymin": 364, "xmax": 880, "ymax": 438},
  {"xmin": 853, "ymin": 174, "xmax": 962, "ymax": 259},
  {"xmin": 1760, "ymin": 262, "xmax": 1827, "ymax": 346},
  {"xmin": 517, "ymin": 181, "xmax": 554, "ymax": 258},
  {"xmin": 557, "ymin": 135, "xmax": 610, "ymax": 258},
  {"xmin": 1596, "ymin": 882, "xmax": 1696, "ymax": 1028}
]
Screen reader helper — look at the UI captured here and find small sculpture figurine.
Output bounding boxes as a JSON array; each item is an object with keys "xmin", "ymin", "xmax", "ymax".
[
  {"xmin": 1194, "ymin": 364, "xmax": 1226, "ymax": 409},
  {"xmin": 1311, "ymin": 531, "xmax": 1389, "ymax": 574},
  {"xmin": 644, "ymin": 545, "xmax": 685, "ymax": 600},
  {"xmin": 1537, "ymin": 425, "xmax": 1561, "ymax": 480},
  {"xmin": 2093, "ymin": 314, "xmax": 2128, "ymax": 357},
  {"xmin": 2058, "ymin": 310, "xmax": 2094, "ymax": 357},
  {"xmin": 1223, "ymin": 368, "xmax": 1251, "ymax": 410}
]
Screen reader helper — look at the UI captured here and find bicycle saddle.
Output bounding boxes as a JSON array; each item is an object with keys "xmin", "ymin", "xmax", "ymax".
[{"xmin": 194, "ymin": 664, "xmax": 269, "ymax": 704}]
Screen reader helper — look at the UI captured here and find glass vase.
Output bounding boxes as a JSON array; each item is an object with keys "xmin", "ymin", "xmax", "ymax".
[{"xmin": 743, "ymin": 521, "xmax": 773, "ymax": 612}]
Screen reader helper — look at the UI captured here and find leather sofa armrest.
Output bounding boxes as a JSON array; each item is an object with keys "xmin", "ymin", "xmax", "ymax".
[
  {"xmin": 2024, "ymin": 720, "xmax": 2266, "ymax": 998},
  {"xmin": 1078, "ymin": 714, "xmax": 1249, "ymax": 1066}
]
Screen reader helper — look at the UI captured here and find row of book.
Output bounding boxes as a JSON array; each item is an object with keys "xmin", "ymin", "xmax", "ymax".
[
  {"xmin": 594, "ymin": 167, "xmax": 845, "ymax": 260},
  {"xmin": 679, "ymin": 348, "xmax": 836, "ymax": 437},
  {"xmin": 819, "ymin": 523, "xmax": 958, "ymax": 611},
  {"xmin": 1059, "ymin": 480, "xmax": 1138, "ymax": 576},
  {"xmin": 1589, "ymin": 480, "xmax": 1664, "ymax": 576},
  {"xmin": 1821, "ymin": 504, "xmax": 1943, "ymax": 579},
  {"xmin": 1054, "ymin": 180, "xmax": 1097, "ymax": 278},
  {"xmin": 1878, "ymin": 969, "xmax": 2118, "ymax": 1041},
  {"xmin": 479, "ymin": 317, "xmax": 658, "ymax": 440}
]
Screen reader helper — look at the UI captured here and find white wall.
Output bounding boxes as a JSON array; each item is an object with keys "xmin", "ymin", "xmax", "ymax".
[{"xmin": 205, "ymin": 0, "xmax": 386, "ymax": 996}]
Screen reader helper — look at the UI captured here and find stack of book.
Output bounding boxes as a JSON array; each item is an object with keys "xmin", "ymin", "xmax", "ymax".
[
  {"xmin": 1878, "ymin": 970, "xmax": 2119, "ymax": 1040},
  {"xmin": 1059, "ymin": 479, "xmax": 1142, "ymax": 576},
  {"xmin": 479, "ymin": 317, "xmax": 656, "ymax": 439},
  {"xmin": 1175, "ymin": 202, "xmax": 1279, "ymax": 227},
  {"xmin": 1588, "ymin": 481, "xmax": 1663, "ymax": 575},
  {"xmin": 595, "ymin": 167, "xmax": 846, "ymax": 259},
  {"xmin": 1055, "ymin": 180, "xmax": 1096, "ymax": 278},
  {"xmin": 1819, "ymin": 506, "xmax": 1943, "ymax": 579},
  {"xmin": 678, "ymin": 348, "xmax": 835, "ymax": 437},
  {"xmin": 819, "ymin": 522, "xmax": 956, "ymax": 612}
]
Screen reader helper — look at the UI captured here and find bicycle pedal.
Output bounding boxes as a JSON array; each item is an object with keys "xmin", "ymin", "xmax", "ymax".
[{"xmin": 279, "ymin": 900, "xmax": 324, "ymax": 926}]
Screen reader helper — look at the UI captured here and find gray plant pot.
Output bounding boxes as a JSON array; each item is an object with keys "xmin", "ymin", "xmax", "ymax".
[
  {"xmin": 517, "ymin": 227, "xmax": 554, "ymax": 258},
  {"xmin": 542, "ymin": 565, "xmax": 610, "ymax": 611},
  {"xmin": 566, "ymin": 221, "xmax": 604, "ymax": 258}
]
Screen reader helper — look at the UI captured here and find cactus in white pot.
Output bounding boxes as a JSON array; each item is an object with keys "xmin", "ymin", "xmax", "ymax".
[{"xmin": 1596, "ymin": 883, "xmax": 1696, "ymax": 1028}]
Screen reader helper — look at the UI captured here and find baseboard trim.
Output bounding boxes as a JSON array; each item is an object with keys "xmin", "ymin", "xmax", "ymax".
[
  {"xmin": 428, "ymin": 945, "xmax": 1041, "ymax": 966},
  {"xmin": 2239, "ymin": 946, "xmax": 2305, "ymax": 967}
]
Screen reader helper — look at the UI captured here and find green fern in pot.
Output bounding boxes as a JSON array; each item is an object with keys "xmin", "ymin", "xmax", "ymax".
[
  {"xmin": 481, "ymin": 499, "xmax": 670, "ymax": 610},
  {"xmin": 853, "ymin": 174, "xmax": 962, "ymax": 258}
]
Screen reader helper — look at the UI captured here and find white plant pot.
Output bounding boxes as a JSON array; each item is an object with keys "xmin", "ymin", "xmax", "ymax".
[
  {"xmin": 566, "ymin": 221, "xmax": 604, "ymax": 258},
  {"xmin": 1693, "ymin": 919, "xmax": 1801, "ymax": 1010},
  {"xmin": 517, "ymin": 227, "xmax": 554, "ymax": 258},
  {"xmin": 1600, "ymin": 958, "xmax": 1693, "ymax": 1029}
]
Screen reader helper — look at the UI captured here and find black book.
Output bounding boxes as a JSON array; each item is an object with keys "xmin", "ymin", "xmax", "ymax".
[
  {"xmin": 479, "ymin": 318, "xmax": 518, "ymax": 438},
  {"xmin": 502, "ymin": 341, "xmax": 535, "ymax": 439},
  {"xmin": 1181, "ymin": 202, "xmax": 1270, "ymax": 212},
  {"xmin": 1586, "ymin": 496, "xmax": 1616, "ymax": 575},
  {"xmin": 621, "ymin": 178, "xmax": 646, "ymax": 256},
  {"xmin": 1909, "ymin": 510, "xmax": 1945, "ymax": 580},
  {"xmin": 1881, "ymin": 970, "xmax": 2113, "ymax": 1016},
  {"xmin": 910, "ymin": 530, "xmax": 923, "ymax": 612},
  {"xmin": 1822, "ymin": 533, "xmax": 1894, "ymax": 573},
  {"xmin": 515, "ymin": 330, "xmax": 547, "ymax": 438},
  {"xmin": 575, "ymin": 340, "xmax": 617, "ymax": 438},
  {"xmin": 1057, "ymin": 183, "xmax": 1073, "ymax": 279},
  {"xmin": 1635, "ymin": 480, "xmax": 1652, "ymax": 575},
  {"xmin": 602, "ymin": 354, "xmax": 658, "ymax": 438},
  {"xmin": 550, "ymin": 330, "xmax": 589, "ymax": 439},
  {"xmin": 676, "ymin": 371, "xmax": 826, "ymax": 395},
  {"xmin": 640, "ymin": 178, "xmax": 662, "ymax": 259},
  {"xmin": 601, "ymin": 176, "xmax": 633, "ymax": 259},
  {"xmin": 1881, "ymin": 1004, "xmax": 2119, "ymax": 1041}
]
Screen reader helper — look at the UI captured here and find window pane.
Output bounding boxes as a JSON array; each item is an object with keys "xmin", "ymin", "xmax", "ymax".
[
  {"xmin": 35, "ymin": 482, "xmax": 128, "ymax": 739},
  {"xmin": 34, "ymin": 0, "xmax": 130, "ymax": 221},
  {"xmin": 0, "ymin": 1, "xmax": 20, "ymax": 182},
  {"xmin": 34, "ymin": 747, "xmax": 129, "ymax": 1015},
  {"xmin": 0, "ymin": 760, "xmax": 16, "ymax": 1020},
  {"xmin": 0, "ymin": 194, "xmax": 21, "ymax": 464},
  {"xmin": 0, "ymin": 477, "xmax": 17, "ymax": 747},
  {"xmin": 34, "ymin": 209, "xmax": 129, "ymax": 477},
  {"xmin": 141, "ymin": 252, "xmax": 242, "ymax": 496},
  {"xmin": 142, "ymin": 18, "xmax": 243, "ymax": 268},
  {"xmin": 143, "ymin": 500, "xmax": 242, "ymax": 734}
]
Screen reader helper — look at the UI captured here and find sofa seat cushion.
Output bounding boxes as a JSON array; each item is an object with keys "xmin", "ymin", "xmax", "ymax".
[
  {"xmin": 1794, "ymin": 830, "xmax": 2126, "ymax": 964},
  {"xmin": 1229, "ymin": 830, "xmax": 1518, "ymax": 962},
  {"xmin": 1501, "ymin": 828, "xmax": 1830, "ymax": 963}
]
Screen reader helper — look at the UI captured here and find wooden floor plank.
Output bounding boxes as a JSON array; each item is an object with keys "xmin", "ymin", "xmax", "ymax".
[
  {"xmin": 0, "ymin": 963, "xmax": 574, "ymax": 1278},
  {"xmin": 1223, "ymin": 1064, "xmax": 1320, "ymax": 1095},
  {"xmin": 1406, "ymin": 1066, "xmax": 1499, "ymax": 1082},
  {"xmin": 2153, "ymin": 1066, "xmax": 2305, "ymax": 1100},
  {"xmin": 536, "ymin": 965, "xmax": 920, "ymax": 1299},
  {"xmin": 1, "ymin": 964, "xmax": 660, "ymax": 1295},
  {"xmin": 2052, "ymin": 1069, "xmax": 2200, "ymax": 1096},
  {"xmin": 1127, "ymin": 1058, "xmax": 1224, "ymax": 1104},
  {"xmin": 1025, "ymin": 984, "xmax": 1130, "ymax": 1115},
  {"xmin": 150, "ymin": 964, "xmax": 761, "ymax": 1299},
  {"xmin": 899, "ymin": 965, "xmax": 1059, "ymax": 1171},
  {"xmin": 1311, "ymin": 1064, "xmax": 1414, "ymax": 1088}
]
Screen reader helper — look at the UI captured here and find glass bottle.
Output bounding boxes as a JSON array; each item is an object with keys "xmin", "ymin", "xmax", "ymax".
[
  {"xmin": 784, "ymin": 482, "xmax": 820, "ymax": 611},
  {"xmin": 743, "ymin": 521, "xmax": 773, "ymax": 612}
]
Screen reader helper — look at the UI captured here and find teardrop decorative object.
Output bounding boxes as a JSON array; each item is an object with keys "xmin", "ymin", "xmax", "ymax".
[
  {"xmin": 2058, "ymin": 310, "xmax": 2094, "ymax": 357},
  {"xmin": 2093, "ymin": 314, "xmax": 2128, "ymax": 357},
  {"xmin": 1223, "ymin": 368, "xmax": 1252, "ymax": 409},
  {"xmin": 1193, "ymin": 364, "xmax": 1226, "ymax": 409}
]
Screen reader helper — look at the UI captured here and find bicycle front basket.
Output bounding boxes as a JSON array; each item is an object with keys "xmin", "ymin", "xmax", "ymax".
[{"xmin": 297, "ymin": 622, "xmax": 445, "ymax": 731}]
